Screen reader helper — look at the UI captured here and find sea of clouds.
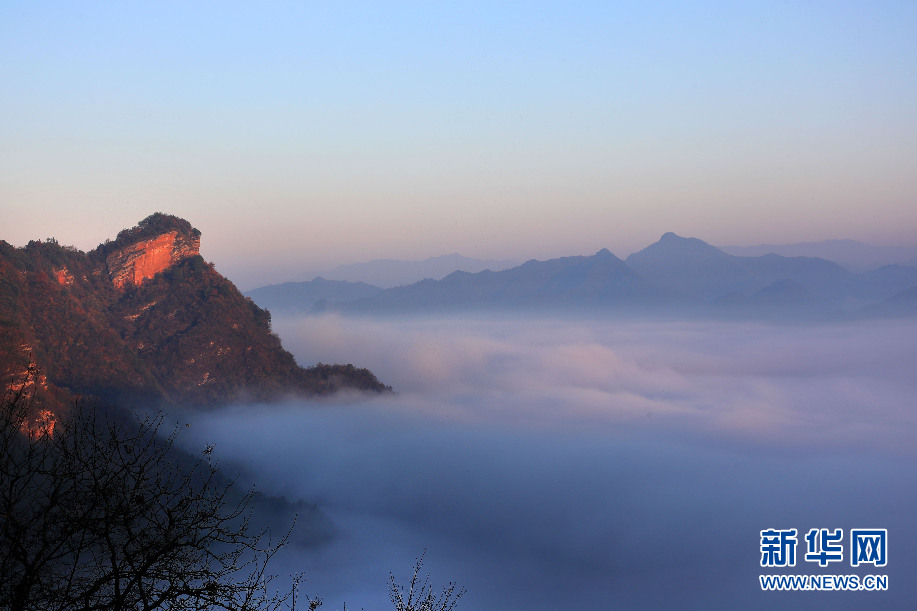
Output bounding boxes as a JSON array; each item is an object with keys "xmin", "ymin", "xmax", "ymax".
[{"xmin": 177, "ymin": 314, "xmax": 917, "ymax": 610}]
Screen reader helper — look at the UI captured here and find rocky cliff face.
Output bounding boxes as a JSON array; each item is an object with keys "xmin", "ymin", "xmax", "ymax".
[
  {"xmin": 106, "ymin": 230, "xmax": 200, "ymax": 289},
  {"xmin": 0, "ymin": 213, "xmax": 390, "ymax": 413}
]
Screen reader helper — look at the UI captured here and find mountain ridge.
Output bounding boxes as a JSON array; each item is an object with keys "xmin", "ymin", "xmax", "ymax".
[
  {"xmin": 247, "ymin": 233, "xmax": 917, "ymax": 319},
  {"xmin": 0, "ymin": 214, "xmax": 390, "ymax": 417},
  {"xmin": 316, "ymin": 252, "xmax": 519, "ymax": 288},
  {"xmin": 626, "ymin": 232, "xmax": 856, "ymax": 302},
  {"xmin": 720, "ymin": 239, "xmax": 917, "ymax": 272},
  {"xmin": 334, "ymin": 248, "xmax": 679, "ymax": 314}
]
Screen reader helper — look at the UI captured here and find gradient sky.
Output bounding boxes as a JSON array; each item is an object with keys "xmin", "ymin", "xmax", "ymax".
[{"xmin": 2, "ymin": 1, "xmax": 915, "ymax": 288}]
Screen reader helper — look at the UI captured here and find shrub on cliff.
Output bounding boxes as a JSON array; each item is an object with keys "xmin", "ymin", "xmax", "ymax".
[{"xmin": 100, "ymin": 212, "xmax": 201, "ymax": 257}]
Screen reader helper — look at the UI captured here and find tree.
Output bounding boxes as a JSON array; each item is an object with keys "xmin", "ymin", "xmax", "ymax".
[
  {"xmin": 388, "ymin": 552, "xmax": 464, "ymax": 611},
  {"xmin": 1, "ymin": 369, "xmax": 462, "ymax": 611},
  {"xmin": 0, "ymin": 374, "xmax": 318, "ymax": 611}
]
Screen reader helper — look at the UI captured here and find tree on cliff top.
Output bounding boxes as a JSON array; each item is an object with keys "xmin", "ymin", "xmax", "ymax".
[{"xmin": 98, "ymin": 213, "xmax": 201, "ymax": 257}]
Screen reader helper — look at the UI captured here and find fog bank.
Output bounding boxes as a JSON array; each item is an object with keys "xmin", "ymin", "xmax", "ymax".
[{"xmin": 179, "ymin": 315, "xmax": 917, "ymax": 609}]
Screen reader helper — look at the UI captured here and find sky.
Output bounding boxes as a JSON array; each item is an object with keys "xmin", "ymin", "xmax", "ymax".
[{"xmin": 2, "ymin": 1, "xmax": 916, "ymax": 288}]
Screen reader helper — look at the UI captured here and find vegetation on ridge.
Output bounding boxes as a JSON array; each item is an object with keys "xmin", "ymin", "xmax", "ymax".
[{"xmin": 0, "ymin": 214, "xmax": 390, "ymax": 412}]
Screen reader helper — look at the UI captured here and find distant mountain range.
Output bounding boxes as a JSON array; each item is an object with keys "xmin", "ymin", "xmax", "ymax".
[
  {"xmin": 248, "ymin": 233, "xmax": 917, "ymax": 320},
  {"xmin": 720, "ymin": 239, "xmax": 917, "ymax": 272},
  {"xmin": 246, "ymin": 278, "xmax": 383, "ymax": 315},
  {"xmin": 315, "ymin": 253, "xmax": 519, "ymax": 288},
  {"xmin": 0, "ymin": 214, "xmax": 390, "ymax": 415}
]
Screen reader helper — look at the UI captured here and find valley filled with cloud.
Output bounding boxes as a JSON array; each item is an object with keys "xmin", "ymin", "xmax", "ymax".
[{"xmin": 178, "ymin": 314, "xmax": 917, "ymax": 609}]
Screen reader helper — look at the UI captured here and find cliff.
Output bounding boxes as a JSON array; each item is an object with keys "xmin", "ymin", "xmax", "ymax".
[
  {"xmin": 99, "ymin": 212, "xmax": 202, "ymax": 288},
  {"xmin": 0, "ymin": 214, "xmax": 390, "ymax": 415},
  {"xmin": 107, "ymin": 230, "xmax": 201, "ymax": 288}
]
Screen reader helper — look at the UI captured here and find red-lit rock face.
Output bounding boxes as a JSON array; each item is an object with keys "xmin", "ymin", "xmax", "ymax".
[
  {"xmin": 106, "ymin": 231, "xmax": 200, "ymax": 288},
  {"xmin": 53, "ymin": 267, "xmax": 74, "ymax": 286}
]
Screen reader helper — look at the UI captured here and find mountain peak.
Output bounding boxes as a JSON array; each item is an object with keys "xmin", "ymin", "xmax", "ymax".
[
  {"xmin": 108, "ymin": 213, "xmax": 200, "ymax": 250},
  {"xmin": 657, "ymin": 232, "xmax": 714, "ymax": 248},
  {"xmin": 100, "ymin": 214, "xmax": 201, "ymax": 289},
  {"xmin": 628, "ymin": 233, "xmax": 726, "ymax": 262}
]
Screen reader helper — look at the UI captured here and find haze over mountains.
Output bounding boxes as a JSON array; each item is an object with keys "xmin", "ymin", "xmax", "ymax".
[
  {"xmin": 721, "ymin": 239, "xmax": 917, "ymax": 272},
  {"xmin": 248, "ymin": 233, "xmax": 917, "ymax": 320},
  {"xmin": 317, "ymin": 253, "xmax": 519, "ymax": 288}
]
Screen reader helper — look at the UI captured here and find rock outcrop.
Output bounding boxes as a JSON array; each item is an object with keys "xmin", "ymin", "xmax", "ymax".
[{"xmin": 107, "ymin": 230, "xmax": 200, "ymax": 289}]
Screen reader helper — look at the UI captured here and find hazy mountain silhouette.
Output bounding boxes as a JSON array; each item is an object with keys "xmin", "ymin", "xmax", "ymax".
[
  {"xmin": 628, "ymin": 233, "xmax": 917, "ymax": 310},
  {"xmin": 851, "ymin": 265, "xmax": 917, "ymax": 303},
  {"xmin": 320, "ymin": 253, "xmax": 519, "ymax": 288},
  {"xmin": 248, "ymin": 232, "xmax": 917, "ymax": 321},
  {"xmin": 721, "ymin": 239, "xmax": 917, "ymax": 272},
  {"xmin": 337, "ymin": 248, "xmax": 680, "ymax": 314},
  {"xmin": 858, "ymin": 284, "xmax": 917, "ymax": 318},
  {"xmin": 713, "ymin": 279, "xmax": 842, "ymax": 320},
  {"xmin": 246, "ymin": 277, "xmax": 383, "ymax": 314},
  {"xmin": 626, "ymin": 232, "xmax": 855, "ymax": 302}
]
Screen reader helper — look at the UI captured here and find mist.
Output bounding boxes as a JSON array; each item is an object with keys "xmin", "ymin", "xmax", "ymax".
[{"xmin": 177, "ymin": 314, "xmax": 917, "ymax": 609}]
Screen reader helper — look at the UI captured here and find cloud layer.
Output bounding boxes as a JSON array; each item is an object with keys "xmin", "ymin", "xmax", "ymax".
[{"xmin": 178, "ymin": 315, "xmax": 917, "ymax": 609}]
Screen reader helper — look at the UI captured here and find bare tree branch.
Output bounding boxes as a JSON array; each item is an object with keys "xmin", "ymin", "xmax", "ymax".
[{"xmin": 0, "ymin": 372, "xmax": 312, "ymax": 611}]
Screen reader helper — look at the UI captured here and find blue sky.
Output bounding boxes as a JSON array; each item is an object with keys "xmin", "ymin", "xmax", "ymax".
[{"xmin": 2, "ymin": 1, "xmax": 915, "ymax": 288}]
